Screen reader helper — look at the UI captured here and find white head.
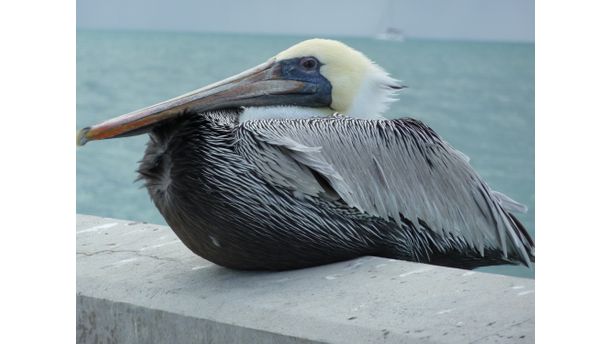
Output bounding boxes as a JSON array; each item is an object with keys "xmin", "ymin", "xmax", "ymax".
[
  {"xmin": 280, "ymin": 39, "xmax": 402, "ymax": 117},
  {"xmin": 242, "ymin": 39, "xmax": 404, "ymax": 121}
]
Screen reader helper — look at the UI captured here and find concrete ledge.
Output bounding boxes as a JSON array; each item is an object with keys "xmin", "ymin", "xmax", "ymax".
[{"xmin": 76, "ymin": 214, "xmax": 534, "ymax": 344}]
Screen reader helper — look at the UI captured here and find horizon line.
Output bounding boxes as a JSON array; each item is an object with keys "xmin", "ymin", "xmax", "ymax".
[{"xmin": 76, "ymin": 27, "xmax": 535, "ymax": 45}]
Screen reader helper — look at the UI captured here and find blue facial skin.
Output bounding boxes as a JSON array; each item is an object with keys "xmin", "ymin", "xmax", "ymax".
[{"xmin": 277, "ymin": 57, "xmax": 333, "ymax": 108}]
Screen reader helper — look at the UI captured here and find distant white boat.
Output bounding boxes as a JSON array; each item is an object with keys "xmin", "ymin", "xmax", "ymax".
[
  {"xmin": 374, "ymin": 0, "xmax": 405, "ymax": 42},
  {"xmin": 376, "ymin": 27, "xmax": 405, "ymax": 42}
]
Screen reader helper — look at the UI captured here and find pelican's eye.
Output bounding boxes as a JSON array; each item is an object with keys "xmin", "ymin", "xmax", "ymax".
[{"xmin": 300, "ymin": 57, "xmax": 318, "ymax": 70}]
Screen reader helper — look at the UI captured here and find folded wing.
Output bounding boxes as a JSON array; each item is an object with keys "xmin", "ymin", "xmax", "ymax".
[{"xmin": 235, "ymin": 116, "xmax": 533, "ymax": 265}]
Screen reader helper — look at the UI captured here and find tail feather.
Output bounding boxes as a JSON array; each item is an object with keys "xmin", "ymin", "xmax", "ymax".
[{"xmin": 507, "ymin": 212, "xmax": 535, "ymax": 263}]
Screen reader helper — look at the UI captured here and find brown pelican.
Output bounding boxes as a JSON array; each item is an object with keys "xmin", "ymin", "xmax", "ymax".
[{"xmin": 77, "ymin": 39, "xmax": 534, "ymax": 270}]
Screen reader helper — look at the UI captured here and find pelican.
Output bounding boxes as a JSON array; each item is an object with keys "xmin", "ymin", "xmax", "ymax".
[{"xmin": 78, "ymin": 39, "xmax": 534, "ymax": 270}]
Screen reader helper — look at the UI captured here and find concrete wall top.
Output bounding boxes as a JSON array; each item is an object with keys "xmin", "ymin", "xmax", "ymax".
[{"xmin": 76, "ymin": 214, "xmax": 534, "ymax": 344}]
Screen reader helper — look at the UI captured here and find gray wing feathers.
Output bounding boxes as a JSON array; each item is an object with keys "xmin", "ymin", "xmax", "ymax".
[
  {"xmin": 237, "ymin": 117, "xmax": 530, "ymax": 265},
  {"xmin": 244, "ymin": 131, "xmax": 348, "ymax": 199},
  {"xmin": 237, "ymin": 134, "xmax": 326, "ymax": 197}
]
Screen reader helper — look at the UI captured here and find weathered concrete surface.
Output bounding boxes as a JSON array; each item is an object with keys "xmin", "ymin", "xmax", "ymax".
[{"xmin": 77, "ymin": 214, "xmax": 534, "ymax": 344}]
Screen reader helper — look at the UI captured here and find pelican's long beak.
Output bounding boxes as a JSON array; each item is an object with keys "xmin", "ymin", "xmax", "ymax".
[{"xmin": 77, "ymin": 58, "xmax": 329, "ymax": 146}]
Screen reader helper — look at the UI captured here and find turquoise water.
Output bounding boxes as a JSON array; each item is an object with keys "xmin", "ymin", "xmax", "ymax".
[{"xmin": 77, "ymin": 30, "xmax": 534, "ymax": 278}]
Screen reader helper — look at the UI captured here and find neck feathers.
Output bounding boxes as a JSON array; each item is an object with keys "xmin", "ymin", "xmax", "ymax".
[{"xmin": 239, "ymin": 106, "xmax": 334, "ymax": 122}]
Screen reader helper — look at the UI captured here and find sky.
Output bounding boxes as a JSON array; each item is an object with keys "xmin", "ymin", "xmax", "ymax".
[{"xmin": 77, "ymin": 0, "xmax": 534, "ymax": 42}]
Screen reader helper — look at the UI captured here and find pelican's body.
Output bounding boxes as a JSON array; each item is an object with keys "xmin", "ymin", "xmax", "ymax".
[
  {"xmin": 79, "ymin": 39, "xmax": 535, "ymax": 270},
  {"xmin": 138, "ymin": 111, "xmax": 533, "ymax": 270}
]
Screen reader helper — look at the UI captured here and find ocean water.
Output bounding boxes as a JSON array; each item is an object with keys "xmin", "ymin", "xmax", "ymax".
[{"xmin": 76, "ymin": 30, "xmax": 534, "ymax": 278}]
